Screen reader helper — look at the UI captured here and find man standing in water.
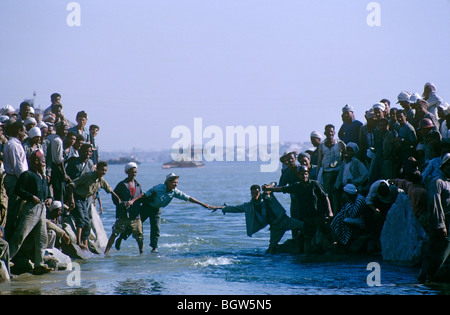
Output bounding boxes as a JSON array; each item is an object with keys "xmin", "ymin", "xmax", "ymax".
[
  {"xmin": 128, "ymin": 173, "xmax": 215, "ymax": 252},
  {"xmin": 104, "ymin": 162, "xmax": 145, "ymax": 255},
  {"xmin": 215, "ymin": 184, "xmax": 304, "ymax": 254},
  {"xmin": 263, "ymin": 166, "xmax": 333, "ymax": 254}
]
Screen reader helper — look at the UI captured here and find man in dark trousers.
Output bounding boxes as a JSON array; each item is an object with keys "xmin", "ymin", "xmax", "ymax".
[
  {"xmin": 105, "ymin": 162, "xmax": 144, "ymax": 255},
  {"xmin": 216, "ymin": 183, "xmax": 303, "ymax": 254},
  {"xmin": 9, "ymin": 149, "xmax": 53, "ymax": 275},
  {"xmin": 263, "ymin": 165, "xmax": 333, "ymax": 254}
]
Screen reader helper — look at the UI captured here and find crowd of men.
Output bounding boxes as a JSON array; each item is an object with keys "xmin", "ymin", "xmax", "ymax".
[
  {"xmin": 269, "ymin": 82, "xmax": 450, "ymax": 282},
  {"xmin": 0, "ymin": 93, "xmax": 103, "ymax": 277},
  {"xmin": 1, "ymin": 82, "xmax": 450, "ymax": 284}
]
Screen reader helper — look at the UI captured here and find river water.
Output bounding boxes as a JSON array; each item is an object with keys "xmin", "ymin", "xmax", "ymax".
[{"xmin": 0, "ymin": 162, "xmax": 447, "ymax": 295}]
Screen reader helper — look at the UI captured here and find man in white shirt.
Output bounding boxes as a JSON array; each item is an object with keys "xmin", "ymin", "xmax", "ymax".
[
  {"xmin": 47, "ymin": 120, "xmax": 71, "ymax": 203},
  {"xmin": 3, "ymin": 120, "xmax": 28, "ymax": 240}
]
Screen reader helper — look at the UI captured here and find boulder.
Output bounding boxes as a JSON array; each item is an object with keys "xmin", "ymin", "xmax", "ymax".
[
  {"xmin": 0, "ymin": 260, "xmax": 10, "ymax": 282},
  {"xmin": 60, "ymin": 203, "xmax": 108, "ymax": 257},
  {"xmin": 380, "ymin": 193, "xmax": 428, "ymax": 265},
  {"xmin": 89, "ymin": 203, "xmax": 108, "ymax": 252},
  {"xmin": 43, "ymin": 248, "xmax": 72, "ymax": 270},
  {"xmin": 60, "ymin": 242, "xmax": 94, "ymax": 259}
]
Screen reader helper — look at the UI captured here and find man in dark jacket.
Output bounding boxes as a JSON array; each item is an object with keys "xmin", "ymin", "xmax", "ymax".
[
  {"xmin": 105, "ymin": 162, "xmax": 144, "ymax": 254},
  {"xmin": 9, "ymin": 149, "xmax": 53, "ymax": 275},
  {"xmin": 218, "ymin": 184, "xmax": 303, "ymax": 254},
  {"xmin": 263, "ymin": 166, "xmax": 333, "ymax": 254}
]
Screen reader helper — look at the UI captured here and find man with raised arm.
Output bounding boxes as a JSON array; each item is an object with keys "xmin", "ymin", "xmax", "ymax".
[{"xmin": 128, "ymin": 173, "xmax": 215, "ymax": 253}]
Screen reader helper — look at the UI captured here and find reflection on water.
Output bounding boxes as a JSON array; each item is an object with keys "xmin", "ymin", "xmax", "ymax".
[
  {"xmin": 113, "ymin": 279, "xmax": 165, "ymax": 295},
  {"xmin": 0, "ymin": 162, "xmax": 447, "ymax": 295}
]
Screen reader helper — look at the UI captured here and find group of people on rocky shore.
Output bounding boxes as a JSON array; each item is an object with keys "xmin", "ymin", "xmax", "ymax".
[
  {"xmin": 0, "ymin": 93, "xmax": 105, "ymax": 279},
  {"xmin": 1, "ymin": 82, "xmax": 450, "ymax": 284},
  {"xmin": 242, "ymin": 82, "xmax": 450, "ymax": 283}
]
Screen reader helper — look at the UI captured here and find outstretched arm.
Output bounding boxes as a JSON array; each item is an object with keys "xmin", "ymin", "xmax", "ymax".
[
  {"xmin": 262, "ymin": 184, "xmax": 284, "ymax": 193},
  {"xmin": 189, "ymin": 197, "xmax": 211, "ymax": 209},
  {"xmin": 126, "ymin": 192, "xmax": 145, "ymax": 207}
]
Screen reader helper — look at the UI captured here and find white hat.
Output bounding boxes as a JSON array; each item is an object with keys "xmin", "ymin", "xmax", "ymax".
[
  {"xmin": 310, "ymin": 131, "xmax": 322, "ymax": 139},
  {"xmin": 0, "ymin": 115, "xmax": 9, "ymax": 123},
  {"xmin": 37, "ymin": 121, "xmax": 48, "ymax": 129},
  {"xmin": 397, "ymin": 91, "xmax": 411, "ymax": 103},
  {"xmin": 28, "ymin": 126, "xmax": 41, "ymax": 138},
  {"xmin": 343, "ymin": 183, "xmax": 357, "ymax": 194},
  {"xmin": 2, "ymin": 104, "xmax": 15, "ymax": 115},
  {"xmin": 372, "ymin": 103, "xmax": 385, "ymax": 111},
  {"xmin": 48, "ymin": 200, "xmax": 68, "ymax": 211},
  {"xmin": 342, "ymin": 104, "xmax": 354, "ymax": 112},
  {"xmin": 166, "ymin": 172, "xmax": 179, "ymax": 181},
  {"xmin": 48, "ymin": 200, "xmax": 62, "ymax": 211},
  {"xmin": 124, "ymin": 162, "xmax": 138, "ymax": 173},
  {"xmin": 43, "ymin": 114, "xmax": 55, "ymax": 123},
  {"xmin": 24, "ymin": 117, "xmax": 37, "ymax": 126},
  {"xmin": 409, "ymin": 92, "xmax": 422, "ymax": 104}
]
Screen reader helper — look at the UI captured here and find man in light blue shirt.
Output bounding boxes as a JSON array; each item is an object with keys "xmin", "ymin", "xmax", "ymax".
[{"xmin": 129, "ymin": 173, "xmax": 215, "ymax": 252}]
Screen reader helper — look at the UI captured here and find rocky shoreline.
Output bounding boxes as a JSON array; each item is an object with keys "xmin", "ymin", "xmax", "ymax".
[
  {"xmin": 0, "ymin": 204, "xmax": 107, "ymax": 281},
  {"xmin": 2, "ymin": 192, "xmax": 449, "ymax": 284}
]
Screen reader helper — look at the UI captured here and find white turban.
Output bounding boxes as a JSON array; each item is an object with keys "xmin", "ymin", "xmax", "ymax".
[
  {"xmin": 372, "ymin": 103, "xmax": 385, "ymax": 111},
  {"xmin": 124, "ymin": 162, "xmax": 138, "ymax": 173},
  {"xmin": 28, "ymin": 126, "xmax": 41, "ymax": 138},
  {"xmin": 24, "ymin": 117, "xmax": 37, "ymax": 126}
]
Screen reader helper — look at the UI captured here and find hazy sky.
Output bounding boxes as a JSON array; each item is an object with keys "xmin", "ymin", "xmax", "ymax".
[{"xmin": 1, "ymin": 0, "xmax": 449, "ymax": 153}]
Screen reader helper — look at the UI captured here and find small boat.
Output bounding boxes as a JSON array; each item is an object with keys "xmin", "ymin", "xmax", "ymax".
[
  {"xmin": 162, "ymin": 145, "xmax": 205, "ymax": 169},
  {"xmin": 107, "ymin": 153, "xmax": 141, "ymax": 165},
  {"xmin": 162, "ymin": 160, "xmax": 205, "ymax": 169}
]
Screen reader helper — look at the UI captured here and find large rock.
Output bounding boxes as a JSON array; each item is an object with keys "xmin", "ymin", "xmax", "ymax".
[
  {"xmin": 43, "ymin": 248, "xmax": 72, "ymax": 270},
  {"xmin": 380, "ymin": 193, "xmax": 428, "ymax": 265},
  {"xmin": 0, "ymin": 261, "xmax": 10, "ymax": 282},
  {"xmin": 89, "ymin": 203, "xmax": 108, "ymax": 253},
  {"xmin": 61, "ymin": 203, "xmax": 108, "ymax": 257}
]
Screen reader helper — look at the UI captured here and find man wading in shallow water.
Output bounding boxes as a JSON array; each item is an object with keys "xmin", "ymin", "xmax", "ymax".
[
  {"xmin": 128, "ymin": 173, "xmax": 218, "ymax": 253},
  {"xmin": 104, "ymin": 162, "xmax": 145, "ymax": 255},
  {"xmin": 214, "ymin": 183, "xmax": 304, "ymax": 254}
]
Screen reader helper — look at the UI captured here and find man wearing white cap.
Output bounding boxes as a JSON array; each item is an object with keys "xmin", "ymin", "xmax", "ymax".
[
  {"xmin": 1, "ymin": 105, "xmax": 15, "ymax": 117},
  {"xmin": 105, "ymin": 162, "xmax": 145, "ymax": 255},
  {"xmin": 423, "ymin": 82, "xmax": 444, "ymax": 117},
  {"xmin": 338, "ymin": 104, "xmax": 362, "ymax": 145},
  {"xmin": 23, "ymin": 117, "xmax": 37, "ymax": 132},
  {"xmin": 23, "ymin": 126, "xmax": 42, "ymax": 158},
  {"xmin": 128, "ymin": 173, "xmax": 217, "ymax": 252},
  {"xmin": 372, "ymin": 103, "xmax": 386, "ymax": 120},
  {"xmin": 309, "ymin": 131, "xmax": 322, "ymax": 169},
  {"xmin": 397, "ymin": 91, "xmax": 415, "ymax": 124}
]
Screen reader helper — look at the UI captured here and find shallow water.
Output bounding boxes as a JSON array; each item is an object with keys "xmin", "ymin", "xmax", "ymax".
[{"xmin": 0, "ymin": 162, "xmax": 445, "ymax": 295}]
